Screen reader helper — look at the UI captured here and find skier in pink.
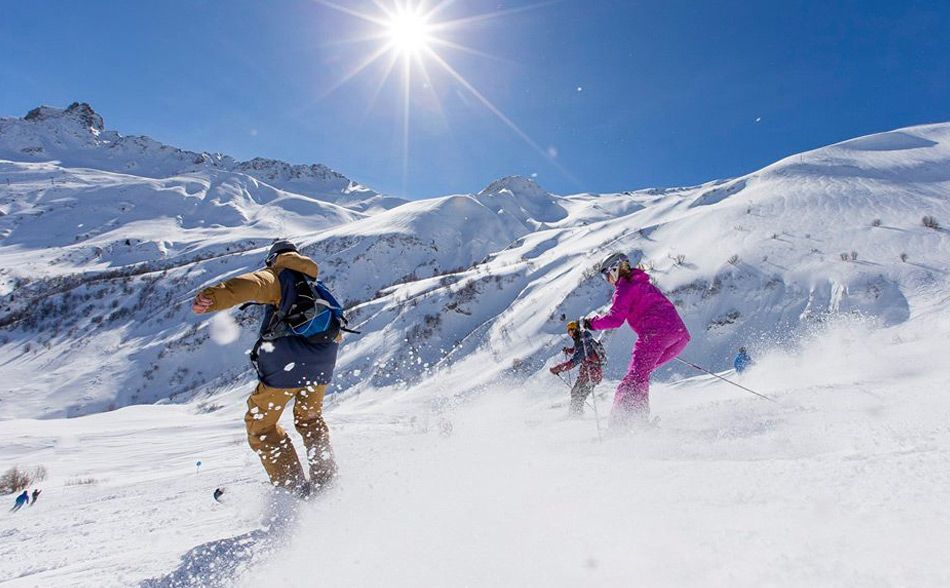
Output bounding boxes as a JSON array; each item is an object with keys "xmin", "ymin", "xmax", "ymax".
[{"xmin": 583, "ymin": 252, "xmax": 690, "ymax": 426}]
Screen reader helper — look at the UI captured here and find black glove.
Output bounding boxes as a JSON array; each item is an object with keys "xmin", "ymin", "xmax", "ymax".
[{"xmin": 581, "ymin": 317, "xmax": 592, "ymax": 330}]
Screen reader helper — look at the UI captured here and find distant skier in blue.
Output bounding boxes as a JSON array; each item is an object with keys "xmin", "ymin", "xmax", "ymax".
[
  {"xmin": 734, "ymin": 347, "xmax": 753, "ymax": 373},
  {"xmin": 10, "ymin": 490, "xmax": 29, "ymax": 512}
]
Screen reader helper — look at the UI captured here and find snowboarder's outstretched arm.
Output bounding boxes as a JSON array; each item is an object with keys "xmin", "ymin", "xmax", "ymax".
[
  {"xmin": 195, "ymin": 269, "xmax": 280, "ymax": 313},
  {"xmin": 193, "ymin": 252, "xmax": 320, "ymax": 314}
]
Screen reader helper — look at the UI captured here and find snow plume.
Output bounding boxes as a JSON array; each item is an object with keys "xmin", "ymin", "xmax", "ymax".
[
  {"xmin": 236, "ymin": 312, "xmax": 950, "ymax": 587},
  {"xmin": 209, "ymin": 312, "xmax": 240, "ymax": 345},
  {"xmin": 746, "ymin": 314, "xmax": 893, "ymax": 394},
  {"xmin": 3, "ymin": 286, "xmax": 950, "ymax": 586}
]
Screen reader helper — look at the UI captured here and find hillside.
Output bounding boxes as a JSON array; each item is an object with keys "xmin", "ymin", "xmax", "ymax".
[
  {"xmin": 1, "ymin": 109, "xmax": 949, "ymax": 418},
  {"xmin": 1, "ymin": 110, "xmax": 949, "ymax": 586}
]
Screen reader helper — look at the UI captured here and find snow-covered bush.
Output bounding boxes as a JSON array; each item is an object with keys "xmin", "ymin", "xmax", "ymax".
[
  {"xmin": 0, "ymin": 465, "xmax": 45, "ymax": 494},
  {"xmin": 0, "ymin": 467, "xmax": 30, "ymax": 494},
  {"xmin": 580, "ymin": 263, "xmax": 601, "ymax": 281}
]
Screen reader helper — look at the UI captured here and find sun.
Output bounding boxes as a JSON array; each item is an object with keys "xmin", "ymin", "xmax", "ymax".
[
  {"xmin": 315, "ymin": 0, "xmax": 572, "ymax": 191},
  {"xmin": 385, "ymin": 10, "xmax": 431, "ymax": 55}
]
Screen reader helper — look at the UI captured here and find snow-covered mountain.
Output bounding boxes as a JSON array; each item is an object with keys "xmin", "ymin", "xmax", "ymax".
[
  {"xmin": 328, "ymin": 122, "xmax": 950, "ymax": 394},
  {"xmin": 2, "ymin": 107, "xmax": 950, "ymax": 587},
  {"xmin": 1, "ymin": 106, "xmax": 948, "ymax": 419},
  {"xmin": 0, "ymin": 102, "xmax": 404, "ymax": 213}
]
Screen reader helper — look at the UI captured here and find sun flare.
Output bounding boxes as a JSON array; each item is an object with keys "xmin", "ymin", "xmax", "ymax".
[
  {"xmin": 315, "ymin": 0, "xmax": 569, "ymax": 191},
  {"xmin": 385, "ymin": 10, "xmax": 431, "ymax": 55}
]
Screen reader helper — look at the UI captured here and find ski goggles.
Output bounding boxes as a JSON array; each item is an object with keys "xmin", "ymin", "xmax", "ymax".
[{"xmin": 601, "ymin": 266, "xmax": 620, "ymax": 282}]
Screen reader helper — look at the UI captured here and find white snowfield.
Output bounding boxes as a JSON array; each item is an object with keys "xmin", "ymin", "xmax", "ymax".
[
  {"xmin": 1, "ymin": 105, "xmax": 949, "ymax": 586},
  {"xmin": 2, "ymin": 318, "xmax": 950, "ymax": 587}
]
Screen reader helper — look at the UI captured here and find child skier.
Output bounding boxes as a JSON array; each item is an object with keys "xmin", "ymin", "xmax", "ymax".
[
  {"xmin": 550, "ymin": 321, "xmax": 604, "ymax": 417},
  {"xmin": 583, "ymin": 252, "xmax": 690, "ymax": 427}
]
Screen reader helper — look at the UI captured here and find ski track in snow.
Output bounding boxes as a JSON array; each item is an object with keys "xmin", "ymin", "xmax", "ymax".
[{"xmin": 2, "ymin": 319, "xmax": 950, "ymax": 587}]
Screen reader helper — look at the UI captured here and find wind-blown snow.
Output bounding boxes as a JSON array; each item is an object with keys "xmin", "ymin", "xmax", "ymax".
[
  {"xmin": 209, "ymin": 312, "xmax": 240, "ymax": 346},
  {"xmin": 2, "ymin": 315, "xmax": 950, "ymax": 586}
]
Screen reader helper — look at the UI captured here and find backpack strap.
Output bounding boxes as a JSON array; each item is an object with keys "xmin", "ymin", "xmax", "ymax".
[{"xmin": 278, "ymin": 270, "xmax": 314, "ymax": 324}]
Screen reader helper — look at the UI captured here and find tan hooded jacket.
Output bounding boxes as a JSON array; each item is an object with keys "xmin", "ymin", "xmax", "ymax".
[{"xmin": 199, "ymin": 252, "xmax": 319, "ymax": 312}]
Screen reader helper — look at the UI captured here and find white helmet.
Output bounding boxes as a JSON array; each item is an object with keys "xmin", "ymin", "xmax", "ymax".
[{"xmin": 597, "ymin": 252, "xmax": 633, "ymax": 282}]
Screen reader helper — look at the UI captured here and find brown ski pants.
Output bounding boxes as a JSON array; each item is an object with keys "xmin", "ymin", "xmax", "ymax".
[{"xmin": 244, "ymin": 382, "xmax": 337, "ymax": 493}]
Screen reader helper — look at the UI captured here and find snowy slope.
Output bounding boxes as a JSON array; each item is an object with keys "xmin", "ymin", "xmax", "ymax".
[
  {"xmin": 0, "ymin": 154, "xmax": 370, "ymax": 418},
  {"xmin": 0, "ymin": 103, "xmax": 404, "ymax": 418},
  {"xmin": 327, "ymin": 122, "xmax": 950, "ymax": 394},
  {"xmin": 0, "ymin": 160, "xmax": 365, "ymax": 273},
  {"xmin": 0, "ymin": 168, "xmax": 585, "ymax": 417},
  {"xmin": 2, "ymin": 118, "xmax": 950, "ymax": 418},
  {"xmin": 2, "ymin": 314, "xmax": 949, "ymax": 586},
  {"xmin": 1, "ymin": 114, "xmax": 949, "ymax": 586}
]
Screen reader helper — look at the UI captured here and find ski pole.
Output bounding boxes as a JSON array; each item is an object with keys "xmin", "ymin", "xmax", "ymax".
[
  {"xmin": 556, "ymin": 372, "xmax": 603, "ymax": 441},
  {"xmin": 587, "ymin": 383, "xmax": 603, "ymax": 442},
  {"xmin": 576, "ymin": 320, "xmax": 606, "ymax": 441},
  {"xmin": 672, "ymin": 357, "xmax": 777, "ymax": 403}
]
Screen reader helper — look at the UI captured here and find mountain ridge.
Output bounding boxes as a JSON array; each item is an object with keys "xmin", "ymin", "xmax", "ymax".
[{"xmin": 1, "ymin": 102, "xmax": 404, "ymax": 213}]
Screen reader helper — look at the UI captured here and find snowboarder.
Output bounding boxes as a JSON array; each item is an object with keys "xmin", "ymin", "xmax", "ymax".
[
  {"xmin": 192, "ymin": 240, "xmax": 340, "ymax": 498},
  {"xmin": 550, "ymin": 321, "xmax": 604, "ymax": 417},
  {"xmin": 213, "ymin": 488, "xmax": 225, "ymax": 503},
  {"xmin": 30, "ymin": 489, "xmax": 41, "ymax": 505},
  {"xmin": 11, "ymin": 490, "xmax": 29, "ymax": 512},
  {"xmin": 583, "ymin": 252, "xmax": 691, "ymax": 427},
  {"xmin": 734, "ymin": 347, "xmax": 753, "ymax": 373}
]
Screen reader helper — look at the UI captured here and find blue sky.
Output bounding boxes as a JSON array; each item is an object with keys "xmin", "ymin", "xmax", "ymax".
[{"xmin": 2, "ymin": 0, "xmax": 948, "ymax": 198}]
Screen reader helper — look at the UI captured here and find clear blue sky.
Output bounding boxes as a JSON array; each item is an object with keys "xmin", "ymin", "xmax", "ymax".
[{"xmin": 2, "ymin": 0, "xmax": 948, "ymax": 198}]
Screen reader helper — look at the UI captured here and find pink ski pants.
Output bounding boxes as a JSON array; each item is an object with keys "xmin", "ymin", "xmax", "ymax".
[{"xmin": 613, "ymin": 328, "xmax": 690, "ymax": 420}]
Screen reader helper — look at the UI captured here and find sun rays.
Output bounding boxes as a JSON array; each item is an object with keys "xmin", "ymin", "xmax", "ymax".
[{"xmin": 313, "ymin": 0, "xmax": 570, "ymax": 193}]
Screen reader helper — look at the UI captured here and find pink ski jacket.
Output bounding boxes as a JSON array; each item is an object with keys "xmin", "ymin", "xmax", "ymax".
[{"xmin": 589, "ymin": 269, "xmax": 687, "ymax": 335}]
